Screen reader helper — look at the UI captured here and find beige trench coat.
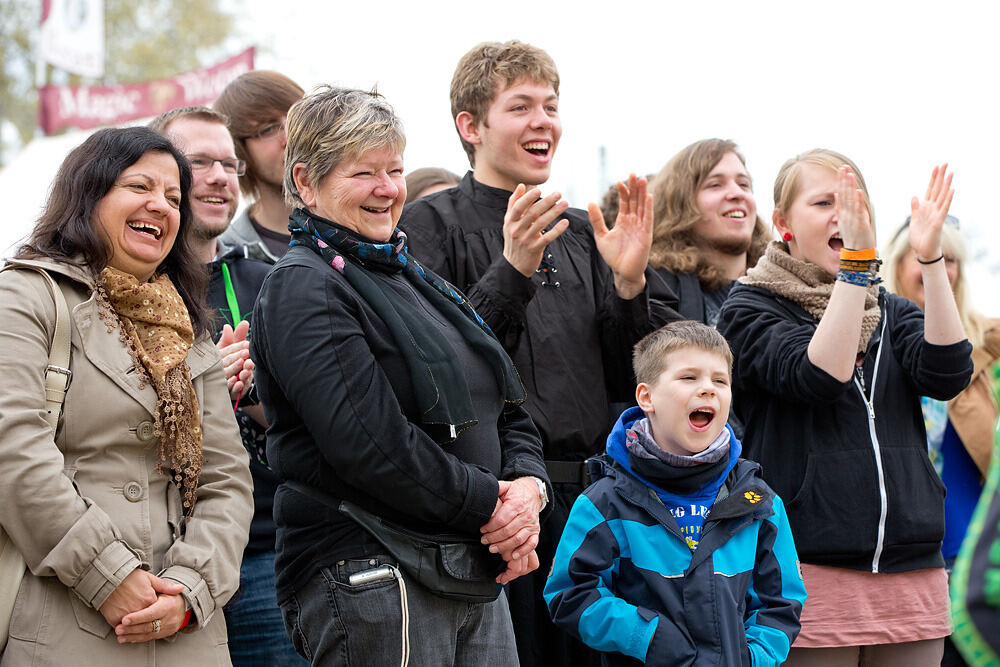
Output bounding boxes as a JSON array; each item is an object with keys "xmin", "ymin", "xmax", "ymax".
[
  {"xmin": 949, "ymin": 321, "xmax": 1000, "ymax": 476},
  {"xmin": 0, "ymin": 258, "xmax": 253, "ymax": 666}
]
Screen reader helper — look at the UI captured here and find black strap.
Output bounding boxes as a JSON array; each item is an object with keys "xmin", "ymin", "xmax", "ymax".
[{"xmin": 544, "ymin": 460, "xmax": 589, "ymax": 488}]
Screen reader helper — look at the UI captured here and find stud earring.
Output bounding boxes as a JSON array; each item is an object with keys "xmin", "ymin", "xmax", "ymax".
[{"xmin": 782, "ymin": 232, "xmax": 793, "ymax": 241}]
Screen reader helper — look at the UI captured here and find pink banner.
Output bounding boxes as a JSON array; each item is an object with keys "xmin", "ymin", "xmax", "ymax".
[{"xmin": 38, "ymin": 48, "xmax": 255, "ymax": 135}]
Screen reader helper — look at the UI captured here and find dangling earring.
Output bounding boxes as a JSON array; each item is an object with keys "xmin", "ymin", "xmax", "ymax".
[{"xmin": 782, "ymin": 232, "xmax": 793, "ymax": 241}]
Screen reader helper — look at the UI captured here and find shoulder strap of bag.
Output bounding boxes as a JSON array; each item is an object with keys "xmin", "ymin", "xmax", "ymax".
[
  {"xmin": 0, "ymin": 264, "xmax": 72, "ymax": 429},
  {"xmin": 0, "ymin": 263, "xmax": 70, "ymax": 650}
]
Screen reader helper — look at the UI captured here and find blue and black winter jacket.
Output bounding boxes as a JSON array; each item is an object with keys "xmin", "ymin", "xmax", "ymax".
[{"xmin": 544, "ymin": 407, "xmax": 805, "ymax": 666}]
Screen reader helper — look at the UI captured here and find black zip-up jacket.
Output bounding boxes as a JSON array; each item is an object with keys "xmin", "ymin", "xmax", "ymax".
[
  {"xmin": 250, "ymin": 246, "xmax": 548, "ymax": 601},
  {"xmin": 717, "ymin": 284, "xmax": 973, "ymax": 573}
]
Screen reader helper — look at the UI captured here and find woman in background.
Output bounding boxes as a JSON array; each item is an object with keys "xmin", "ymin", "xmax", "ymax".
[{"xmin": 884, "ymin": 217, "xmax": 1000, "ymax": 666}]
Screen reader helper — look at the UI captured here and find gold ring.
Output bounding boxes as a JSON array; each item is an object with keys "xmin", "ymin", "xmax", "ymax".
[{"xmin": 152, "ymin": 619, "xmax": 161, "ymax": 633}]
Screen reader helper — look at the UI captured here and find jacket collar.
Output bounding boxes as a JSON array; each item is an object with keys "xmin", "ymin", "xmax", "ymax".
[
  {"xmin": 459, "ymin": 171, "xmax": 513, "ymax": 211},
  {"xmin": 6, "ymin": 256, "xmax": 218, "ymax": 417}
]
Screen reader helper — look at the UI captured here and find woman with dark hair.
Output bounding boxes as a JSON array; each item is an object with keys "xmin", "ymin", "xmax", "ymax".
[
  {"xmin": 0, "ymin": 126, "xmax": 253, "ymax": 665},
  {"xmin": 251, "ymin": 86, "xmax": 549, "ymax": 666}
]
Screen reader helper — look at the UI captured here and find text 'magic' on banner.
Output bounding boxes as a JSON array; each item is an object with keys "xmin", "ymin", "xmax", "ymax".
[{"xmin": 38, "ymin": 48, "xmax": 255, "ymax": 135}]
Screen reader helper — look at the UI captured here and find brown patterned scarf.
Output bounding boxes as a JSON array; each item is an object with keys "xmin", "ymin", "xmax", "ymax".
[
  {"xmin": 741, "ymin": 241, "xmax": 881, "ymax": 354},
  {"xmin": 96, "ymin": 267, "xmax": 202, "ymax": 514}
]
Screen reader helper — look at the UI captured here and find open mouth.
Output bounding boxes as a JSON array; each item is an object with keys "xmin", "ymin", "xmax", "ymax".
[
  {"xmin": 522, "ymin": 141, "xmax": 550, "ymax": 157},
  {"xmin": 197, "ymin": 195, "xmax": 227, "ymax": 206},
  {"xmin": 723, "ymin": 210, "xmax": 747, "ymax": 220},
  {"xmin": 126, "ymin": 221, "xmax": 163, "ymax": 239},
  {"xmin": 361, "ymin": 205, "xmax": 390, "ymax": 214},
  {"xmin": 688, "ymin": 408, "xmax": 715, "ymax": 431},
  {"xmin": 828, "ymin": 235, "xmax": 844, "ymax": 251}
]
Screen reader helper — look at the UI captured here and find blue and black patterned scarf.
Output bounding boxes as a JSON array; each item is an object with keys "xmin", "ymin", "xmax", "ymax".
[{"xmin": 289, "ymin": 207, "xmax": 525, "ymax": 444}]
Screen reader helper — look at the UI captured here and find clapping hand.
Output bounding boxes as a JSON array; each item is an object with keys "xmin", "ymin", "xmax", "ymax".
[
  {"xmin": 833, "ymin": 167, "xmax": 875, "ymax": 251},
  {"xmin": 216, "ymin": 320, "xmax": 254, "ymax": 401},
  {"xmin": 502, "ymin": 185, "xmax": 571, "ymax": 277}
]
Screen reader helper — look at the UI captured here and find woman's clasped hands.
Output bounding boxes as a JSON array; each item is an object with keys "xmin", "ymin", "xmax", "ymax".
[
  {"xmin": 99, "ymin": 568, "xmax": 189, "ymax": 643},
  {"xmin": 481, "ymin": 478, "xmax": 544, "ymax": 585}
]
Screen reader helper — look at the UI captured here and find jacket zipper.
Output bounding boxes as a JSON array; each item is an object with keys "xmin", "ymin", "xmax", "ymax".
[{"xmin": 852, "ymin": 316, "xmax": 888, "ymax": 573}]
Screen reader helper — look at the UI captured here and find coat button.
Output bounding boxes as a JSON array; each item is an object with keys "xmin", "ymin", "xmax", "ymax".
[
  {"xmin": 123, "ymin": 481, "xmax": 143, "ymax": 502},
  {"xmin": 136, "ymin": 421, "xmax": 155, "ymax": 442}
]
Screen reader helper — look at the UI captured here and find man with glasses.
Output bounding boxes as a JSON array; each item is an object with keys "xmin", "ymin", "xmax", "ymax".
[
  {"xmin": 214, "ymin": 71, "xmax": 305, "ymax": 264},
  {"xmin": 149, "ymin": 106, "xmax": 305, "ymax": 666}
]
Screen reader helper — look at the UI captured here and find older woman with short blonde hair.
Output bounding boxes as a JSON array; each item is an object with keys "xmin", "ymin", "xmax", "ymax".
[{"xmin": 250, "ymin": 87, "xmax": 549, "ymax": 666}]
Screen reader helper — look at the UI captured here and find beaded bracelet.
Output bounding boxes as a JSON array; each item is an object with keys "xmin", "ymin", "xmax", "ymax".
[{"xmin": 836, "ymin": 269, "xmax": 872, "ymax": 286}]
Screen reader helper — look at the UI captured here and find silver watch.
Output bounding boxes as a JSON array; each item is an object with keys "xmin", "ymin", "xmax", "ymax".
[{"xmin": 527, "ymin": 476, "xmax": 548, "ymax": 511}]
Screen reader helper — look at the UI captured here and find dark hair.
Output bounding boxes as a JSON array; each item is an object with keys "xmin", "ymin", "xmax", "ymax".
[
  {"xmin": 213, "ymin": 70, "xmax": 304, "ymax": 200},
  {"xmin": 17, "ymin": 126, "xmax": 212, "ymax": 334},
  {"xmin": 404, "ymin": 167, "xmax": 461, "ymax": 205}
]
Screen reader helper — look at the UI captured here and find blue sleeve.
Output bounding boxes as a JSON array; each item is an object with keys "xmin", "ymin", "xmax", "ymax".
[
  {"xmin": 543, "ymin": 491, "xmax": 692, "ymax": 662},
  {"xmin": 744, "ymin": 496, "xmax": 806, "ymax": 666}
]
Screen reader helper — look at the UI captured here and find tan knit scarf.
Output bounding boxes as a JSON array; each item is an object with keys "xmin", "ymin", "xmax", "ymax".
[
  {"xmin": 741, "ymin": 241, "xmax": 881, "ymax": 354},
  {"xmin": 96, "ymin": 267, "xmax": 202, "ymax": 514}
]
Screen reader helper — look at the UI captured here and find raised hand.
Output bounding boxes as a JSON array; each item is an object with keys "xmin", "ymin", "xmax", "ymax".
[
  {"xmin": 587, "ymin": 174, "xmax": 652, "ymax": 299},
  {"xmin": 503, "ymin": 184, "xmax": 570, "ymax": 277},
  {"xmin": 909, "ymin": 163, "xmax": 955, "ymax": 262},
  {"xmin": 833, "ymin": 167, "xmax": 874, "ymax": 251}
]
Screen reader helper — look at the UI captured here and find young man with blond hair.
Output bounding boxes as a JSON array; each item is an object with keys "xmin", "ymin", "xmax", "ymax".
[{"xmin": 400, "ymin": 40, "xmax": 675, "ymax": 667}]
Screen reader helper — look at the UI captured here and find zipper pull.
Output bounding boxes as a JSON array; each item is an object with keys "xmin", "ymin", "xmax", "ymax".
[{"xmin": 866, "ymin": 401, "xmax": 875, "ymax": 421}]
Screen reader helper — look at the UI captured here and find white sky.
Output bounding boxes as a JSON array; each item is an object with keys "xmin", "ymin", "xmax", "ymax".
[{"xmin": 3, "ymin": 0, "xmax": 998, "ymax": 311}]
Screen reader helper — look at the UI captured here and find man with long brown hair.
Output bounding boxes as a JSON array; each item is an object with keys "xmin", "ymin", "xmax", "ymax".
[{"xmin": 647, "ymin": 138, "xmax": 770, "ymax": 326}]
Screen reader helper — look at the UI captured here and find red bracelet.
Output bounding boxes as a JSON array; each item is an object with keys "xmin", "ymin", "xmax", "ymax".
[{"xmin": 178, "ymin": 608, "xmax": 193, "ymax": 630}]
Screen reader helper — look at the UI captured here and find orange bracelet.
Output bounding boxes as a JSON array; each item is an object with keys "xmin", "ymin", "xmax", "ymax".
[
  {"xmin": 178, "ymin": 608, "xmax": 193, "ymax": 630},
  {"xmin": 840, "ymin": 247, "xmax": 878, "ymax": 261}
]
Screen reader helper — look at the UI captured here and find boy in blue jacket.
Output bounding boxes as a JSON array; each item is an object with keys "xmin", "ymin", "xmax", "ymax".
[{"xmin": 544, "ymin": 321, "xmax": 805, "ymax": 665}]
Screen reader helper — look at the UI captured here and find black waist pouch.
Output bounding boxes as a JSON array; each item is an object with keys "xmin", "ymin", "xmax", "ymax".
[
  {"xmin": 339, "ymin": 500, "xmax": 503, "ymax": 603},
  {"xmin": 285, "ymin": 480, "xmax": 503, "ymax": 602}
]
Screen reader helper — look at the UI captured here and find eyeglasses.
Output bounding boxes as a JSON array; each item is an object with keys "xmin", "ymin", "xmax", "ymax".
[
  {"xmin": 245, "ymin": 121, "xmax": 285, "ymax": 142},
  {"xmin": 186, "ymin": 154, "xmax": 246, "ymax": 176}
]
